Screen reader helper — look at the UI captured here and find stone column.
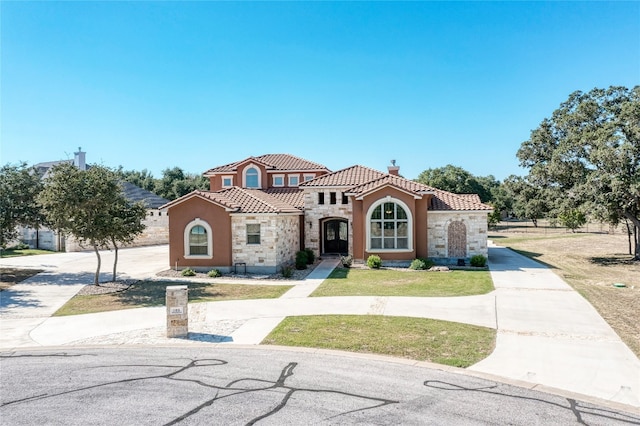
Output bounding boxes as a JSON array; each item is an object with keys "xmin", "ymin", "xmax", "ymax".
[{"xmin": 166, "ymin": 285, "xmax": 188, "ymax": 338}]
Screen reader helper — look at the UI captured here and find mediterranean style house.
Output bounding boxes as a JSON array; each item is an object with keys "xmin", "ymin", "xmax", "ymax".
[{"xmin": 163, "ymin": 154, "xmax": 493, "ymax": 273}]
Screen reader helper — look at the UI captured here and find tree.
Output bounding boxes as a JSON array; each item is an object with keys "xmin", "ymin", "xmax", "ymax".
[
  {"xmin": 154, "ymin": 167, "xmax": 208, "ymax": 200},
  {"xmin": 116, "ymin": 167, "xmax": 156, "ymax": 192},
  {"xmin": 415, "ymin": 165, "xmax": 496, "ymax": 202},
  {"xmin": 107, "ymin": 197, "xmax": 147, "ymax": 281},
  {"xmin": 0, "ymin": 163, "xmax": 44, "ymax": 248},
  {"xmin": 558, "ymin": 209, "xmax": 587, "ymax": 233},
  {"xmin": 39, "ymin": 164, "xmax": 146, "ymax": 284},
  {"xmin": 517, "ymin": 86, "xmax": 640, "ymax": 259},
  {"xmin": 503, "ymin": 175, "xmax": 550, "ymax": 227}
]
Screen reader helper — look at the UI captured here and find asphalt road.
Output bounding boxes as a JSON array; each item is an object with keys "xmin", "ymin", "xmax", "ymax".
[{"xmin": 1, "ymin": 347, "xmax": 638, "ymax": 425}]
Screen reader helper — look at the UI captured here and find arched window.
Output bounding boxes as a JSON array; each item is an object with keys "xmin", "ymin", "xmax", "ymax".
[
  {"xmin": 189, "ymin": 225, "xmax": 208, "ymax": 255},
  {"xmin": 367, "ymin": 199, "xmax": 412, "ymax": 251},
  {"xmin": 245, "ymin": 167, "xmax": 259, "ymax": 188},
  {"xmin": 184, "ymin": 219, "xmax": 213, "ymax": 259}
]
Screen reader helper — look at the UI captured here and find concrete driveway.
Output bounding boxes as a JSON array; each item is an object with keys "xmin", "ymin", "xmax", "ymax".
[
  {"xmin": 1, "ymin": 243, "xmax": 639, "ymax": 410},
  {"xmin": 470, "ymin": 244, "xmax": 640, "ymax": 408}
]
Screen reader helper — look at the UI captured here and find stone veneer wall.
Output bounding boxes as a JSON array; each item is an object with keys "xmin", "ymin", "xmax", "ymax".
[
  {"xmin": 303, "ymin": 189, "xmax": 353, "ymax": 258},
  {"xmin": 426, "ymin": 211, "xmax": 489, "ymax": 261},
  {"xmin": 231, "ymin": 214, "xmax": 300, "ymax": 273},
  {"xmin": 63, "ymin": 209, "xmax": 169, "ymax": 252}
]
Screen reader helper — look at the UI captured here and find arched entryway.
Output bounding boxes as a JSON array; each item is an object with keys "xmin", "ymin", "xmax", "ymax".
[
  {"xmin": 323, "ymin": 219, "xmax": 348, "ymax": 255},
  {"xmin": 448, "ymin": 221, "xmax": 467, "ymax": 258}
]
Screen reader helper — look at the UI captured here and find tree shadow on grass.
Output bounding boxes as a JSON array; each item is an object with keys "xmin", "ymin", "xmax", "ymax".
[
  {"xmin": 589, "ymin": 255, "xmax": 638, "ymax": 266},
  {"xmin": 508, "ymin": 249, "xmax": 557, "ymax": 270}
]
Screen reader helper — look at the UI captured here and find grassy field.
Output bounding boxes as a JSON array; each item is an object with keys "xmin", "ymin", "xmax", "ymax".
[
  {"xmin": 262, "ymin": 315, "xmax": 496, "ymax": 367},
  {"xmin": 490, "ymin": 220, "xmax": 640, "ymax": 357},
  {"xmin": 311, "ymin": 268, "xmax": 494, "ymax": 297},
  {"xmin": 54, "ymin": 281, "xmax": 293, "ymax": 316}
]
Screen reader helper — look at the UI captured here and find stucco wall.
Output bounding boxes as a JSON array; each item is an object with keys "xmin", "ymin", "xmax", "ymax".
[
  {"xmin": 427, "ymin": 211, "xmax": 489, "ymax": 261},
  {"xmin": 303, "ymin": 189, "xmax": 353, "ymax": 257},
  {"xmin": 231, "ymin": 214, "xmax": 301, "ymax": 273}
]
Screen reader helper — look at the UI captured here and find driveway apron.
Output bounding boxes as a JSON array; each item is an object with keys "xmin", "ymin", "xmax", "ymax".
[{"xmin": 469, "ymin": 244, "xmax": 640, "ymax": 407}]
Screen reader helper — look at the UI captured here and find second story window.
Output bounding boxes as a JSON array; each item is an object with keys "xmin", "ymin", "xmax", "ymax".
[
  {"xmin": 273, "ymin": 175, "xmax": 284, "ymax": 187},
  {"xmin": 318, "ymin": 192, "xmax": 325, "ymax": 204},
  {"xmin": 330, "ymin": 192, "xmax": 337, "ymax": 204},
  {"xmin": 245, "ymin": 167, "xmax": 259, "ymax": 188},
  {"xmin": 288, "ymin": 175, "xmax": 299, "ymax": 187}
]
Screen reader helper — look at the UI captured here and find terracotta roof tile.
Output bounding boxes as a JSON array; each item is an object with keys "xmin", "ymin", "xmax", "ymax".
[
  {"xmin": 204, "ymin": 154, "xmax": 329, "ymax": 175},
  {"xmin": 163, "ymin": 188, "xmax": 302, "ymax": 214},
  {"xmin": 264, "ymin": 187, "xmax": 305, "ymax": 209},
  {"xmin": 300, "ymin": 165, "xmax": 385, "ymax": 187},
  {"xmin": 430, "ymin": 190, "xmax": 493, "ymax": 211},
  {"xmin": 347, "ymin": 174, "xmax": 435, "ymax": 197}
]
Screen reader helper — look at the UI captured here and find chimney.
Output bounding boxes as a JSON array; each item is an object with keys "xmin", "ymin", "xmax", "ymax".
[
  {"xmin": 388, "ymin": 159, "xmax": 400, "ymax": 176},
  {"xmin": 74, "ymin": 147, "xmax": 86, "ymax": 170}
]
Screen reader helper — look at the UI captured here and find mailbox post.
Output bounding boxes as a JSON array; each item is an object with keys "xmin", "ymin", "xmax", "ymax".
[{"xmin": 166, "ymin": 285, "xmax": 188, "ymax": 338}]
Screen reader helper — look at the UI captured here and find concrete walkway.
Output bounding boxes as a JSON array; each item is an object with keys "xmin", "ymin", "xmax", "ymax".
[{"xmin": 1, "ymin": 244, "xmax": 639, "ymax": 409}]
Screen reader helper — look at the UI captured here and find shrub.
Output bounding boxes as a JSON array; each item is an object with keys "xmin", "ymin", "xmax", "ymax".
[
  {"xmin": 281, "ymin": 265, "xmax": 294, "ymax": 278},
  {"xmin": 181, "ymin": 268, "xmax": 196, "ymax": 277},
  {"xmin": 341, "ymin": 254, "xmax": 353, "ymax": 268},
  {"xmin": 470, "ymin": 255, "xmax": 487, "ymax": 268},
  {"xmin": 409, "ymin": 258, "xmax": 434, "ymax": 270},
  {"xmin": 367, "ymin": 255, "xmax": 382, "ymax": 269},
  {"xmin": 8, "ymin": 242, "xmax": 30, "ymax": 250},
  {"xmin": 295, "ymin": 251, "xmax": 308, "ymax": 270},
  {"xmin": 207, "ymin": 269, "xmax": 221, "ymax": 278},
  {"xmin": 304, "ymin": 247, "xmax": 315, "ymax": 264}
]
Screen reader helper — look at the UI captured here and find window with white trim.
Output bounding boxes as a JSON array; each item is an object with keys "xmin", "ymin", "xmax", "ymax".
[
  {"xmin": 288, "ymin": 175, "xmax": 299, "ymax": 187},
  {"xmin": 303, "ymin": 174, "xmax": 315, "ymax": 182},
  {"xmin": 368, "ymin": 201, "xmax": 410, "ymax": 250},
  {"xmin": 184, "ymin": 219, "xmax": 213, "ymax": 258},
  {"xmin": 273, "ymin": 174, "xmax": 284, "ymax": 187},
  {"xmin": 222, "ymin": 176, "xmax": 233, "ymax": 188},
  {"xmin": 245, "ymin": 167, "xmax": 259, "ymax": 188},
  {"xmin": 246, "ymin": 224, "xmax": 261, "ymax": 244}
]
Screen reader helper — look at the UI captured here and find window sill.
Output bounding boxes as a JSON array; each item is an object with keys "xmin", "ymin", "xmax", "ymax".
[
  {"xmin": 366, "ymin": 249, "xmax": 413, "ymax": 253},
  {"xmin": 184, "ymin": 254, "xmax": 213, "ymax": 260}
]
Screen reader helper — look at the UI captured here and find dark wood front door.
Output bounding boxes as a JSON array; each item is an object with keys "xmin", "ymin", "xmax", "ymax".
[{"xmin": 324, "ymin": 220, "xmax": 348, "ymax": 255}]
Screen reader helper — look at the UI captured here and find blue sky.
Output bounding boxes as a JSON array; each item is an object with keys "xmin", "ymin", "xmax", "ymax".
[{"xmin": 2, "ymin": 2, "xmax": 638, "ymax": 181}]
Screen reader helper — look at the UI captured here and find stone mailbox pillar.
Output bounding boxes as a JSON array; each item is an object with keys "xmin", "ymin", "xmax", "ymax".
[{"xmin": 166, "ymin": 285, "xmax": 188, "ymax": 338}]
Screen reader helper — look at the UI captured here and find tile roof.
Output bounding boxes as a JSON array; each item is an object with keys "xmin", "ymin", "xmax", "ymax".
[
  {"xmin": 300, "ymin": 165, "xmax": 385, "ymax": 187},
  {"xmin": 302, "ymin": 165, "xmax": 492, "ymax": 211},
  {"xmin": 264, "ymin": 187, "xmax": 305, "ymax": 209},
  {"xmin": 204, "ymin": 154, "xmax": 329, "ymax": 175},
  {"xmin": 120, "ymin": 181, "xmax": 170, "ymax": 209},
  {"xmin": 163, "ymin": 188, "xmax": 302, "ymax": 214},
  {"xmin": 430, "ymin": 189, "xmax": 493, "ymax": 211},
  {"xmin": 346, "ymin": 174, "xmax": 435, "ymax": 197}
]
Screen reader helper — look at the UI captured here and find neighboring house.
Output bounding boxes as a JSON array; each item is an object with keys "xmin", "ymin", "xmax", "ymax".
[
  {"xmin": 20, "ymin": 148, "xmax": 170, "ymax": 251},
  {"xmin": 162, "ymin": 154, "xmax": 492, "ymax": 273}
]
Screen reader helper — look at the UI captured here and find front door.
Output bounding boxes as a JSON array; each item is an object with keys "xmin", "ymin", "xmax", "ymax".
[{"xmin": 323, "ymin": 220, "xmax": 348, "ymax": 255}]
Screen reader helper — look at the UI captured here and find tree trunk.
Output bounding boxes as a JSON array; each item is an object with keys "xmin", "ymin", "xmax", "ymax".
[
  {"xmin": 622, "ymin": 213, "xmax": 640, "ymax": 261},
  {"xmin": 111, "ymin": 237, "xmax": 119, "ymax": 282},
  {"xmin": 625, "ymin": 219, "xmax": 632, "ymax": 255},
  {"xmin": 531, "ymin": 218, "xmax": 538, "ymax": 228},
  {"xmin": 92, "ymin": 243, "xmax": 101, "ymax": 285}
]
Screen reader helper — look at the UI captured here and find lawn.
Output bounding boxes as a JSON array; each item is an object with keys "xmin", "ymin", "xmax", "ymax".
[
  {"xmin": 0, "ymin": 248, "xmax": 55, "ymax": 258},
  {"xmin": 262, "ymin": 315, "xmax": 496, "ymax": 368},
  {"xmin": 490, "ymin": 222, "xmax": 640, "ymax": 357},
  {"xmin": 311, "ymin": 268, "xmax": 494, "ymax": 297},
  {"xmin": 54, "ymin": 280, "xmax": 293, "ymax": 316}
]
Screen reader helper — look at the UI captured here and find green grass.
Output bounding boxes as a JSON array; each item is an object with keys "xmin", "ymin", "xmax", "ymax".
[
  {"xmin": 0, "ymin": 248, "xmax": 56, "ymax": 258},
  {"xmin": 54, "ymin": 280, "xmax": 293, "ymax": 316},
  {"xmin": 311, "ymin": 268, "xmax": 494, "ymax": 297},
  {"xmin": 262, "ymin": 315, "xmax": 496, "ymax": 367}
]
